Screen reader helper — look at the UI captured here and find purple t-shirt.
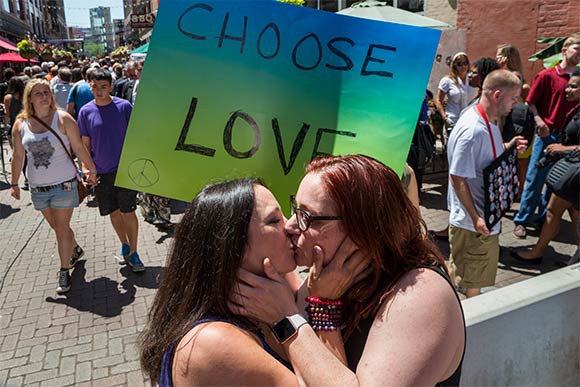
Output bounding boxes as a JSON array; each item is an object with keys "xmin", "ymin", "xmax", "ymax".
[{"xmin": 78, "ymin": 97, "xmax": 133, "ymax": 174}]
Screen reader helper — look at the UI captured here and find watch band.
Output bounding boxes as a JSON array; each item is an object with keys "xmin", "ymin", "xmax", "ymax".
[{"xmin": 271, "ymin": 314, "xmax": 308, "ymax": 344}]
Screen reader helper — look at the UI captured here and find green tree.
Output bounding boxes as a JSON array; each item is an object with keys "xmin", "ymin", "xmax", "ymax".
[
  {"xmin": 278, "ymin": 0, "xmax": 305, "ymax": 5},
  {"xmin": 84, "ymin": 42, "xmax": 105, "ymax": 57}
]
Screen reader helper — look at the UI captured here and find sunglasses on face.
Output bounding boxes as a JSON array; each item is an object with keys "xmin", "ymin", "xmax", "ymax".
[
  {"xmin": 455, "ymin": 61, "xmax": 469, "ymax": 67},
  {"xmin": 290, "ymin": 195, "xmax": 342, "ymax": 232}
]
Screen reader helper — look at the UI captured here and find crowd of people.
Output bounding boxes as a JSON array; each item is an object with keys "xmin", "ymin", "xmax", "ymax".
[
  {"xmin": 422, "ymin": 34, "xmax": 580, "ymax": 298},
  {"xmin": 2, "ymin": 57, "xmax": 161, "ymax": 294},
  {"xmin": 136, "ymin": 34, "xmax": 578, "ymax": 386},
  {"xmin": 0, "ymin": 33, "xmax": 578, "ymax": 386}
]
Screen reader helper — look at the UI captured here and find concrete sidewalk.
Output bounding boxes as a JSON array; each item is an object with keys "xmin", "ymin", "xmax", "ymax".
[
  {"xmin": 420, "ymin": 171, "xmax": 578, "ymax": 291},
  {"xmin": 0, "ymin": 168, "xmax": 578, "ymax": 386}
]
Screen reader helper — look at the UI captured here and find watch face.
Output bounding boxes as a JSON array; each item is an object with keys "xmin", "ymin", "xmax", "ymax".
[{"xmin": 272, "ymin": 317, "xmax": 296, "ymax": 344}]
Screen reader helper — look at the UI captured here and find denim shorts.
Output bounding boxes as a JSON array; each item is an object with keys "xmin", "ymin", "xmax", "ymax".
[{"xmin": 30, "ymin": 179, "xmax": 79, "ymax": 211}]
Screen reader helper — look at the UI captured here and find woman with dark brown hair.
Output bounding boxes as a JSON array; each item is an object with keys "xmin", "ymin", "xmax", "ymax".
[
  {"xmin": 233, "ymin": 154, "xmax": 466, "ymax": 386},
  {"xmin": 139, "ymin": 178, "xmax": 316, "ymax": 386}
]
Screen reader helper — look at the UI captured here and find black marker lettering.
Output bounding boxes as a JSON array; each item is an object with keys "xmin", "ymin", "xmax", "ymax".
[
  {"xmin": 257, "ymin": 22, "xmax": 281, "ymax": 60},
  {"xmin": 175, "ymin": 97, "xmax": 217, "ymax": 157},
  {"xmin": 177, "ymin": 3, "xmax": 213, "ymax": 40},
  {"xmin": 325, "ymin": 37, "xmax": 354, "ymax": 71},
  {"xmin": 361, "ymin": 44, "xmax": 396, "ymax": 78},
  {"xmin": 218, "ymin": 12, "xmax": 248, "ymax": 54},
  {"xmin": 271, "ymin": 119, "xmax": 311, "ymax": 175},
  {"xmin": 292, "ymin": 33, "xmax": 322, "ymax": 71},
  {"xmin": 311, "ymin": 128, "xmax": 356, "ymax": 160},
  {"xmin": 223, "ymin": 111, "xmax": 261, "ymax": 159}
]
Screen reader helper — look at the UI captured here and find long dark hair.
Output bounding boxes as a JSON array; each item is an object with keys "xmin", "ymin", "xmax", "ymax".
[
  {"xmin": 306, "ymin": 155, "xmax": 446, "ymax": 338},
  {"xmin": 6, "ymin": 76, "xmax": 24, "ymax": 98},
  {"xmin": 139, "ymin": 178, "xmax": 264, "ymax": 382}
]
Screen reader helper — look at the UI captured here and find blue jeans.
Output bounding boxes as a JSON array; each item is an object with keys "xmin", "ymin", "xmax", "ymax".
[{"xmin": 514, "ymin": 133, "xmax": 561, "ymax": 226}]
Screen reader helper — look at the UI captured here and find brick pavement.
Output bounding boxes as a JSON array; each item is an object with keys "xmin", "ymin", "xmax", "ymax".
[{"xmin": 0, "ymin": 163, "xmax": 578, "ymax": 386}]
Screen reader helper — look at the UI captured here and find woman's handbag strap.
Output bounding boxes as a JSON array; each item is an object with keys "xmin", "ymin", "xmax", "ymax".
[{"xmin": 31, "ymin": 113, "xmax": 77, "ymax": 169}]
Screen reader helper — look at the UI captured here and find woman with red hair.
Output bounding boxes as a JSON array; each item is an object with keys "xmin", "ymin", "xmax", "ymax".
[{"xmin": 233, "ymin": 154, "xmax": 465, "ymax": 386}]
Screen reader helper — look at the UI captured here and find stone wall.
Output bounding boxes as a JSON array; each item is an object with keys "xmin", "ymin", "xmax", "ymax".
[
  {"xmin": 427, "ymin": 29, "xmax": 466, "ymax": 94},
  {"xmin": 425, "ymin": 0, "xmax": 458, "ymax": 27},
  {"xmin": 457, "ymin": 0, "xmax": 580, "ymax": 84}
]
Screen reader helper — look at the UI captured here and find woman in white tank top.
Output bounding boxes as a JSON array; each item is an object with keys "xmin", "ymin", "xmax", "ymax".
[{"xmin": 10, "ymin": 79, "xmax": 98, "ymax": 295}]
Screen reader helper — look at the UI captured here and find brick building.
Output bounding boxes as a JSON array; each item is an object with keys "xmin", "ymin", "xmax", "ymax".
[
  {"xmin": 426, "ymin": 0, "xmax": 579, "ymax": 90},
  {"xmin": 42, "ymin": 0, "xmax": 67, "ymax": 40},
  {"xmin": 457, "ymin": 0, "xmax": 579, "ymax": 84}
]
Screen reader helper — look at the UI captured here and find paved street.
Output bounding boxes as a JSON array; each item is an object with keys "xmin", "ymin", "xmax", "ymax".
[{"xmin": 0, "ymin": 158, "xmax": 578, "ymax": 386}]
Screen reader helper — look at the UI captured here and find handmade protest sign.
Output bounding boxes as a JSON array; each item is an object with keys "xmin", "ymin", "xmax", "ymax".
[{"xmin": 116, "ymin": 0, "xmax": 441, "ymax": 208}]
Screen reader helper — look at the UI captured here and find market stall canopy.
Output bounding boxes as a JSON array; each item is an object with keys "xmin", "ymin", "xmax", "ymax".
[
  {"xmin": 0, "ymin": 52, "xmax": 39, "ymax": 63},
  {"xmin": 337, "ymin": 0, "xmax": 450, "ymax": 28},
  {"xmin": 0, "ymin": 36, "xmax": 18, "ymax": 51},
  {"xmin": 131, "ymin": 43, "xmax": 149, "ymax": 54}
]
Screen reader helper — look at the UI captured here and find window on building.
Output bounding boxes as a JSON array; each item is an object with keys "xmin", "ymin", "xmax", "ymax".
[
  {"xmin": 2, "ymin": 0, "xmax": 10, "ymax": 12},
  {"xmin": 396, "ymin": 0, "xmax": 424, "ymax": 12},
  {"xmin": 306, "ymin": 0, "xmax": 425, "ymax": 13}
]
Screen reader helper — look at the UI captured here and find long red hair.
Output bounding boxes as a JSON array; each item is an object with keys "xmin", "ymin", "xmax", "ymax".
[{"xmin": 306, "ymin": 155, "xmax": 447, "ymax": 338}]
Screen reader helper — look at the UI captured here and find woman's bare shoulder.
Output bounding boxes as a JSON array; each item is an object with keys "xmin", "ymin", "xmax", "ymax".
[
  {"xmin": 358, "ymin": 267, "xmax": 464, "ymax": 385},
  {"xmin": 173, "ymin": 321, "xmax": 297, "ymax": 386},
  {"xmin": 175, "ymin": 321, "xmax": 260, "ymax": 361}
]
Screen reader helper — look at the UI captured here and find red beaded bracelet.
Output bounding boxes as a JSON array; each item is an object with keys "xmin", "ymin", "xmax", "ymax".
[{"xmin": 305, "ymin": 296, "xmax": 343, "ymax": 306}]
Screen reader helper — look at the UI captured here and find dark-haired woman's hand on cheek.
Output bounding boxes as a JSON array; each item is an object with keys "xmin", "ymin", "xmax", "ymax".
[
  {"xmin": 230, "ymin": 258, "xmax": 300, "ymax": 326},
  {"xmin": 308, "ymin": 239, "xmax": 372, "ymax": 299}
]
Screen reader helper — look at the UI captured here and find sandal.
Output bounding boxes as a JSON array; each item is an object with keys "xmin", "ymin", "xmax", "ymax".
[{"xmin": 513, "ymin": 225, "xmax": 526, "ymax": 239}]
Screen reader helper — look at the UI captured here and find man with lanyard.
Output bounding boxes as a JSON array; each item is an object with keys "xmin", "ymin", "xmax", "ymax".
[
  {"xmin": 512, "ymin": 34, "xmax": 580, "ymax": 239},
  {"xmin": 447, "ymin": 70, "xmax": 527, "ymax": 298}
]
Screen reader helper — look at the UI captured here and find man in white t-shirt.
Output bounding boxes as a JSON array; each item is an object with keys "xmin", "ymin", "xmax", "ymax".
[{"xmin": 447, "ymin": 70, "xmax": 528, "ymax": 298}]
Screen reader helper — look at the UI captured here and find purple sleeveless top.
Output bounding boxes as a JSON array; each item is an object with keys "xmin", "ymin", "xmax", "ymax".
[{"xmin": 159, "ymin": 315, "xmax": 292, "ymax": 387}]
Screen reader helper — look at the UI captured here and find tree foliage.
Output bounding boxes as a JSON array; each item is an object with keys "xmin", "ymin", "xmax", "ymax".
[
  {"xmin": 84, "ymin": 42, "xmax": 105, "ymax": 57},
  {"xmin": 278, "ymin": 0, "xmax": 305, "ymax": 5}
]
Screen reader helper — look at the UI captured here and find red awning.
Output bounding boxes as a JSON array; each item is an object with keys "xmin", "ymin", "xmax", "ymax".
[
  {"xmin": 0, "ymin": 52, "xmax": 38, "ymax": 63},
  {"xmin": 0, "ymin": 37, "xmax": 18, "ymax": 51}
]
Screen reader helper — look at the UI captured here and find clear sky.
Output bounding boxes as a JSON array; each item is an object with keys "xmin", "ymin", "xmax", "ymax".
[{"xmin": 63, "ymin": 0, "xmax": 125, "ymax": 28}]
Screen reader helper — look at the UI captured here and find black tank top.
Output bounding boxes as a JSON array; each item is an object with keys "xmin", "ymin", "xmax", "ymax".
[
  {"xmin": 8, "ymin": 95, "xmax": 22, "ymax": 126},
  {"xmin": 344, "ymin": 265, "xmax": 466, "ymax": 386}
]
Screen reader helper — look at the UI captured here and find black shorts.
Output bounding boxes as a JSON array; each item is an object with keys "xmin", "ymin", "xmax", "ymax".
[{"xmin": 94, "ymin": 172, "xmax": 137, "ymax": 216}]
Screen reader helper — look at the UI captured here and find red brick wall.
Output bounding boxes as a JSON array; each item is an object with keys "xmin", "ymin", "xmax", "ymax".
[{"xmin": 457, "ymin": 0, "xmax": 580, "ymax": 84}]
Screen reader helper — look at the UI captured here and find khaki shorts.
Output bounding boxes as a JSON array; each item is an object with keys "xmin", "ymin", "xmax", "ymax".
[{"xmin": 449, "ymin": 225, "xmax": 500, "ymax": 288}]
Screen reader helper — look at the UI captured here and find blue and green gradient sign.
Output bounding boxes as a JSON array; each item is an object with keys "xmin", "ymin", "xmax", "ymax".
[{"xmin": 116, "ymin": 0, "xmax": 440, "ymax": 207}]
